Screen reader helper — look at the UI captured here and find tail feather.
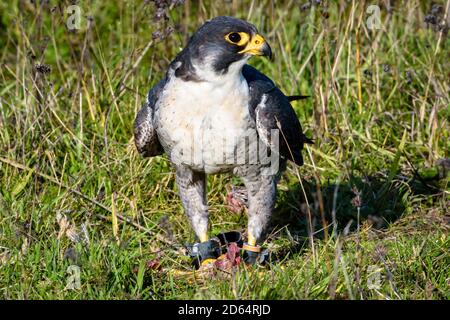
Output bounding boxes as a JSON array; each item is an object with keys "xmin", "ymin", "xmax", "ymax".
[{"xmin": 287, "ymin": 95, "xmax": 310, "ymax": 102}]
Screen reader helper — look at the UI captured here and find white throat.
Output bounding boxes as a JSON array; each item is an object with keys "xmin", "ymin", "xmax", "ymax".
[{"xmin": 192, "ymin": 57, "xmax": 250, "ymax": 85}]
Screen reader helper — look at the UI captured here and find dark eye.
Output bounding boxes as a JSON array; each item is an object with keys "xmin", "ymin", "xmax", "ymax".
[{"xmin": 228, "ymin": 32, "xmax": 241, "ymax": 43}]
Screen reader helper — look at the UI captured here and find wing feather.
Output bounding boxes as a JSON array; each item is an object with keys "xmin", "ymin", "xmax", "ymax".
[
  {"xmin": 134, "ymin": 79, "xmax": 165, "ymax": 157},
  {"xmin": 243, "ymin": 65, "xmax": 311, "ymax": 166}
]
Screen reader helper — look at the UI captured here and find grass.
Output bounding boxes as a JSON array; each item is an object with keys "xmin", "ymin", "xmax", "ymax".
[{"xmin": 0, "ymin": 0, "xmax": 449, "ymax": 299}]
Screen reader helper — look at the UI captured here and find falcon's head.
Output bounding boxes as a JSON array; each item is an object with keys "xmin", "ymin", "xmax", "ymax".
[{"xmin": 172, "ymin": 16, "xmax": 272, "ymax": 81}]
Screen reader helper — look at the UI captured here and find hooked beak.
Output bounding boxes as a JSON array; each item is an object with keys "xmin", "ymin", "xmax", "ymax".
[{"xmin": 238, "ymin": 34, "xmax": 272, "ymax": 59}]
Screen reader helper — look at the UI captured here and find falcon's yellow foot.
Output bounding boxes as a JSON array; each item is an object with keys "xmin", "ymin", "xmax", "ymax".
[
  {"xmin": 199, "ymin": 233, "xmax": 209, "ymax": 243},
  {"xmin": 247, "ymin": 235, "xmax": 257, "ymax": 247},
  {"xmin": 200, "ymin": 258, "xmax": 217, "ymax": 266},
  {"xmin": 217, "ymin": 253, "xmax": 227, "ymax": 260}
]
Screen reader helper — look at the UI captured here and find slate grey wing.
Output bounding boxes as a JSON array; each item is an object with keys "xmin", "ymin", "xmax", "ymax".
[
  {"xmin": 134, "ymin": 79, "xmax": 165, "ymax": 157},
  {"xmin": 243, "ymin": 65, "xmax": 312, "ymax": 166}
]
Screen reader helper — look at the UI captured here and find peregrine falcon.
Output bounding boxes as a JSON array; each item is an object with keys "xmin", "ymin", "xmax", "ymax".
[{"xmin": 134, "ymin": 16, "xmax": 311, "ymax": 266}]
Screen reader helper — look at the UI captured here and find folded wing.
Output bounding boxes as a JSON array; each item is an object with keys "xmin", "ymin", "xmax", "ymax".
[
  {"xmin": 134, "ymin": 79, "xmax": 165, "ymax": 157},
  {"xmin": 243, "ymin": 65, "xmax": 312, "ymax": 166}
]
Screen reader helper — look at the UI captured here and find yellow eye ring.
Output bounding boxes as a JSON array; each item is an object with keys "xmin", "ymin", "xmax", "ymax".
[{"xmin": 225, "ymin": 32, "xmax": 250, "ymax": 46}]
